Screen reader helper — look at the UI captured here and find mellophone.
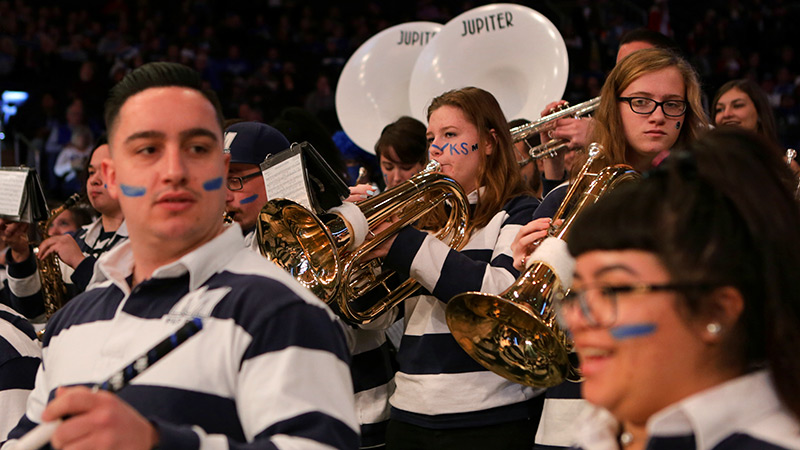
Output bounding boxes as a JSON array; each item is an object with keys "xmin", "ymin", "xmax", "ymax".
[{"xmin": 255, "ymin": 139, "xmax": 638, "ymax": 389}]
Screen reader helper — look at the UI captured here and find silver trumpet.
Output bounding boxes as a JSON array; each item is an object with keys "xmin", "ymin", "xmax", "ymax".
[{"xmin": 511, "ymin": 96, "xmax": 601, "ymax": 162}]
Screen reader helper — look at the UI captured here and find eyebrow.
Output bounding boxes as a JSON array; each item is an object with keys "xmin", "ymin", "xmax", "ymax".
[
  {"xmin": 625, "ymin": 92, "xmax": 685, "ymax": 100},
  {"xmin": 179, "ymin": 128, "xmax": 219, "ymax": 142},
  {"xmin": 593, "ymin": 264, "xmax": 638, "ymax": 278},
  {"xmin": 123, "ymin": 128, "xmax": 219, "ymax": 145},
  {"xmin": 124, "ymin": 130, "xmax": 165, "ymax": 144}
]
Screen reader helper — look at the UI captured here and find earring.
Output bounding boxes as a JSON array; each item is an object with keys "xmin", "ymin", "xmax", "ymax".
[{"xmin": 706, "ymin": 322, "xmax": 722, "ymax": 335}]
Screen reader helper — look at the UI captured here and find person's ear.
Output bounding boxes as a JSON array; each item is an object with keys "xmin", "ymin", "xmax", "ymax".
[
  {"xmin": 102, "ymin": 158, "xmax": 119, "ymax": 201},
  {"xmin": 484, "ymin": 129, "xmax": 497, "ymax": 155},
  {"xmin": 699, "ymin": 286, "xmax": 744, "ymax": 343}
]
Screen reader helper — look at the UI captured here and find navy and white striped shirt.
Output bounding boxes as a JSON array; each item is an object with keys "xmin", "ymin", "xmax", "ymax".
[
  {"xmin": 6, "ymin": 219, "xmax": 128, "ymax": 319},
  {"xmin": 246, "ymin": 227, "xmax": 395, "ymax": 449},
  {"xmin": 6, "ymin": 224, "xmax": 360, "ymax": 449},
  {"xmin": 0, "ymin": 304, "xmax": 41, "ymax": 441},
  {"xmin": 570, "ymin": 370, "xmax": 800, "ymax": 450},
  {"xmin": 381, "ymin": 192, "xmax": 544, "ymax": 428}
]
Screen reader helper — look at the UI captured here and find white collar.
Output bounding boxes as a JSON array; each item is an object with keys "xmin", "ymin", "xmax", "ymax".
[
  {"xmin": 647, "ymin": 370, "xmax": 779, "ymax": 450},
  {"xmin": 467, "ymin": 186, "xmax": 486, "ymax": 205},
  {"xmin": 94, "ymin": 223, "xmax": 245, "ymax": 295},
  {"xmin": 572, "ymin": 370, "xmax": 780, "ymax": 450}
]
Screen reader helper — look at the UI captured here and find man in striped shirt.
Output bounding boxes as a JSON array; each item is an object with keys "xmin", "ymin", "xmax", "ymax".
[
  {"xmin": 4, "ymin": 62, "xmax": 359, "ymax": 449},
  {"xmin": 2, "ymin": 138, "xmax": 127, "ymax": 320}
]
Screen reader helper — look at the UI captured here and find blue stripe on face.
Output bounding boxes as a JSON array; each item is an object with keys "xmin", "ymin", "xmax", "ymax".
[
  {"xmin": 240, "ymin": 194, "xmax": 259, "ymax": 204},
  {"xmin": 609, "ymin": 323, "xmax": 657, "ymax": 340},
  {"xmin": 203, "ymin": 177, "xmax": 224, "ymax": 191},
  {"xmin": 120, "ymin": 184, "xmax": 146, "ymax": 197}
]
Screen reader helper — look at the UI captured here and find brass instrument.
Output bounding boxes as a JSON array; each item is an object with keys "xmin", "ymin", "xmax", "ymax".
[
  {"xmin": 511, "ymin": 97, "xmax": 601, "ymax": 161},
  {"xmin": 786, "ymin": 149, "xmax": 799, "ymax": 199},
  {"xmin": 445, "ymin": 144, "xmax": 640, "ymax": 388},
  {"xmin": 257, "ymin": 160, "xmax": 470, "ymax": 324},
  {"xmin": 36, "ymin": 193, "xmax": 82, "ymax": 319}
]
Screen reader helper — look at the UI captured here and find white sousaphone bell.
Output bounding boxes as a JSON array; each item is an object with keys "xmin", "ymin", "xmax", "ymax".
[
  {"xmin": 409, "ymin": 3, "xmax": 570, "ymax": 125},
  {"xmin": 335, "ymin": 21, "xmax": 442, "ymax": 154}
]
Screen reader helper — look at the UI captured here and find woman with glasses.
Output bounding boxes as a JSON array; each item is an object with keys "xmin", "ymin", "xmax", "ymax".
[
  {"xmin": 513, "ymin": 48, "xmax": 707, "ymax": 273},
  {"xmin": 516, "ymin": 48, "xmax": 708, "ymax": 450},
  {"xmin": 561, "ymin": 127, "xmax": 800, "ymax": 449}
]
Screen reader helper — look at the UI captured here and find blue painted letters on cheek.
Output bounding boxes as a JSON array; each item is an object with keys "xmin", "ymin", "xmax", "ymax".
[
  {"xmin": 203, "ymin": 177, "xmax": 224, "ymax": 191},
  {"xmin": 609, "ymin": 323, "xmax": 657, "ymax": 340},
  {"xmin": 240, "ymin": 194, "xmax": 259, "ymax": 204},
  {"xmin": 120, "ymin": 184, "xmax": 146, "ymax": 197}
]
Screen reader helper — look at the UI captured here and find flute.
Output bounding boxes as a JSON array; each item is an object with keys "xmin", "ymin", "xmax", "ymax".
[{"xmin": 7, "ymin": 318, "xmax": 204, "ymax": 450}]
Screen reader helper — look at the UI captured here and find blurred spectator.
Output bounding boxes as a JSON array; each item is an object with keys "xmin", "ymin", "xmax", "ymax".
[{"xmin": 53, "ymin": 125, "xmax": 93, "ymax": 197}]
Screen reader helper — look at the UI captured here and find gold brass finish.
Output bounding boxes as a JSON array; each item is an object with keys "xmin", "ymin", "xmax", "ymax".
[
  {"xmin": 446, "ymin": 144, "xmax": 640, "ymax": 387},
  {"xmin": 37, "ymin": 193, "xmax": 83, "ymax": 320},
  {"xmin": 257, "ymin": 160, "xmax": 471, "ymax": 324}
]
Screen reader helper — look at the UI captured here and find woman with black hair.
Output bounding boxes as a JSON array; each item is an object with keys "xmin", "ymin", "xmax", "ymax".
[{"xmin": 562, "ymin": 127, "xmax": 800, "ymax": 449}]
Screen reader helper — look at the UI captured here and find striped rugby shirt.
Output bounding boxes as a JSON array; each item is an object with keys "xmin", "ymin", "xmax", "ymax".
[
  {"xmin": 5, "ymin": 225, "xmax": 360, "ymax": 449},
  {"xmin": 380, "ymin": 193, "xmax": 544, "ymax": 428},
  {"xmin": 245, "ymin": 228, "xmax": 395, "ymax": 449},
  {"xmin": 0, "ymin": 304, "xmax": 41, "ymax": 441},
  {"xmin": 6, "ymin": 218, "xmax": 128, "ymax": 318},
  {"xmin": 569, "ymin": 370, "xmax": 800, "ymax": 450}
]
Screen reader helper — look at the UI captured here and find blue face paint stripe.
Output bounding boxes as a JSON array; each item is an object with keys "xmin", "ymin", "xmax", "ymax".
[
  {"xmin": 240, "ymin": 194, "xmax": 259, "ymax": 205},
  {"xmin": 609, "ymin": 323, "xmax": 657, "ymax": 340},
  {"xmin": 203, "ymin": 177, "xmax": 224, "ymax": 191},
  {"xmin": 120, "ymin": 184, "xmax": 146, "ymax": 197}
]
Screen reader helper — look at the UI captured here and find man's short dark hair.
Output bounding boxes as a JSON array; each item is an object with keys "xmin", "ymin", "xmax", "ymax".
[
  {"xmin": 104, "ymin": 62, "xmax": 224, "ymax": 136},
  {"xmin": 619, "ymin": 28, "xmax": 680, "ymax": 55}
]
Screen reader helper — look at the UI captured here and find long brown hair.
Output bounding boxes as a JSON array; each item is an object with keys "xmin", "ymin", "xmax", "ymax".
[
  {"xmin": 422, "ymin": 87, "xmax": 530, "ymax": 231},
  {"xmin": 584, "ymin": 48, "xmax": 708, "ymax": 173},
  {"xmin": 712, "ymin": 79, "xmax": 779, "ymax": 145}
]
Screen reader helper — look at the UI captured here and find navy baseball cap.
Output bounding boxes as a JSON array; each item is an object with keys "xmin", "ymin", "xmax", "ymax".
[{"xmin": 224, "ymin": 121, "xmax": 291, "ymax": 165}]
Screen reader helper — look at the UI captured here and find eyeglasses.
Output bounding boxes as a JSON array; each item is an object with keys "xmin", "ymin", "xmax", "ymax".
[
  {"xmin": 226, "ymin": 171, "xmax": 262, "ymax": 191},
  {"xmin": 618, "ymin": 97, "xmax": 688, "ymax": 117},
  {"xmin": 557, "ymin": 282, "xmax": 711, "ymax": 327}
]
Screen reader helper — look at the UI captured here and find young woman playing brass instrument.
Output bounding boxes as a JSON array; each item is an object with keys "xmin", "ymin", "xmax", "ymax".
[
  {"xmin": 509, "ymin": 48, "xmax": 709, "ymax": 450},
  {"xmin": 366, "ymin": 87, "xmax": 542, "ymax": 450},
  {"xmin": 512, "ymin": 47, "xmax": 708, "ymax": 273}
]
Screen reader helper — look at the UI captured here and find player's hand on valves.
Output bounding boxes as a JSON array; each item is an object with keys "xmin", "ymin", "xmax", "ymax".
[
  {"xmin": 511, "ymin": 218, "xmax": 562, "ymax": 271},
  {"xmin": 346, "ymin": 184, "xmax": 378, "ymax": 203},
  {"xmin": 37, "ymin": 234, "xmax": 86, "ymax": 269}
]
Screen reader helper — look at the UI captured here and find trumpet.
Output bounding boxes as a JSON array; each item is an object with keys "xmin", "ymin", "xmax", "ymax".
[
  {"xmin": 257, "ymin": 160, "xmax": 470, "ymax": 324},
  {"xmin": 445, "ymin": 144, "xmax": 640, "ymax": 388},
  {"xmin": 511, "ymin": 97, "xmax": 601, "ymax": 161}
]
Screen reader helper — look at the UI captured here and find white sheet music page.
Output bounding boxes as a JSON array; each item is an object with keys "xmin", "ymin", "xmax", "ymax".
[
  {"xmin": 0, "ymin": 169, "xmax": 28, "ymax": 218},
  {"xmin": 262, "ymin": 149, "xmax": 312, "ymax": 211}
]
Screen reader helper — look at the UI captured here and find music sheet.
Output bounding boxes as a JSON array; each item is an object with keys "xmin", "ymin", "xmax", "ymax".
[
  {"xmin": 0, "ymin": 169, "xmax": 29, "ymax": 218},
  {"xmin": 261, "ymin": 146, "xmax": 312, "ymax": 211}
]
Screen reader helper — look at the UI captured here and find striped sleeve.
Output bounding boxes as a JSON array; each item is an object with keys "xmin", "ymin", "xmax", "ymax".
[
  {"xmin": 5, "ymin": 249, "xmax": 45, "ymax": 319},
  {"xmin": 0, "ymin": 308, "xmax": 42, "ymax": 441},
  {"xmin": 385, "ymin": 195, "xmax": 539, "ymax": 302}
]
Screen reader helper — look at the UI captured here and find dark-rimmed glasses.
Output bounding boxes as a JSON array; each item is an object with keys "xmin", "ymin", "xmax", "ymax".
[
  {"xmin": 557, "ymin": 283, "xmax": 712, "ymax": 327},
  {"xmin": 226, "ymin": 171, "xmax": 262, "ymax": 191},
  {"xmin": 618, "ymin": 97, "xmax": 688, "ymax": 117}
]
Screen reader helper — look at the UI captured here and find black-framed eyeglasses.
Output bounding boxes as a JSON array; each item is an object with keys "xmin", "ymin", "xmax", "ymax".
[
  {"xmin": 618, "ymin": 97, "xmax": 688, "ymax": 117},
  {"xmin": 226, "ymin": 171, "xmax": 262, "ymax": 191},
  {"xmin": 557, "ymin": 282, "xmax": 712, "ymax": 328}
]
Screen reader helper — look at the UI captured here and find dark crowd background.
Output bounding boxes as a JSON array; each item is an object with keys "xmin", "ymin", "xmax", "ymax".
[{"xmin": 1, "ymin": 0, "xmax": 799, "ymax": 200}]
